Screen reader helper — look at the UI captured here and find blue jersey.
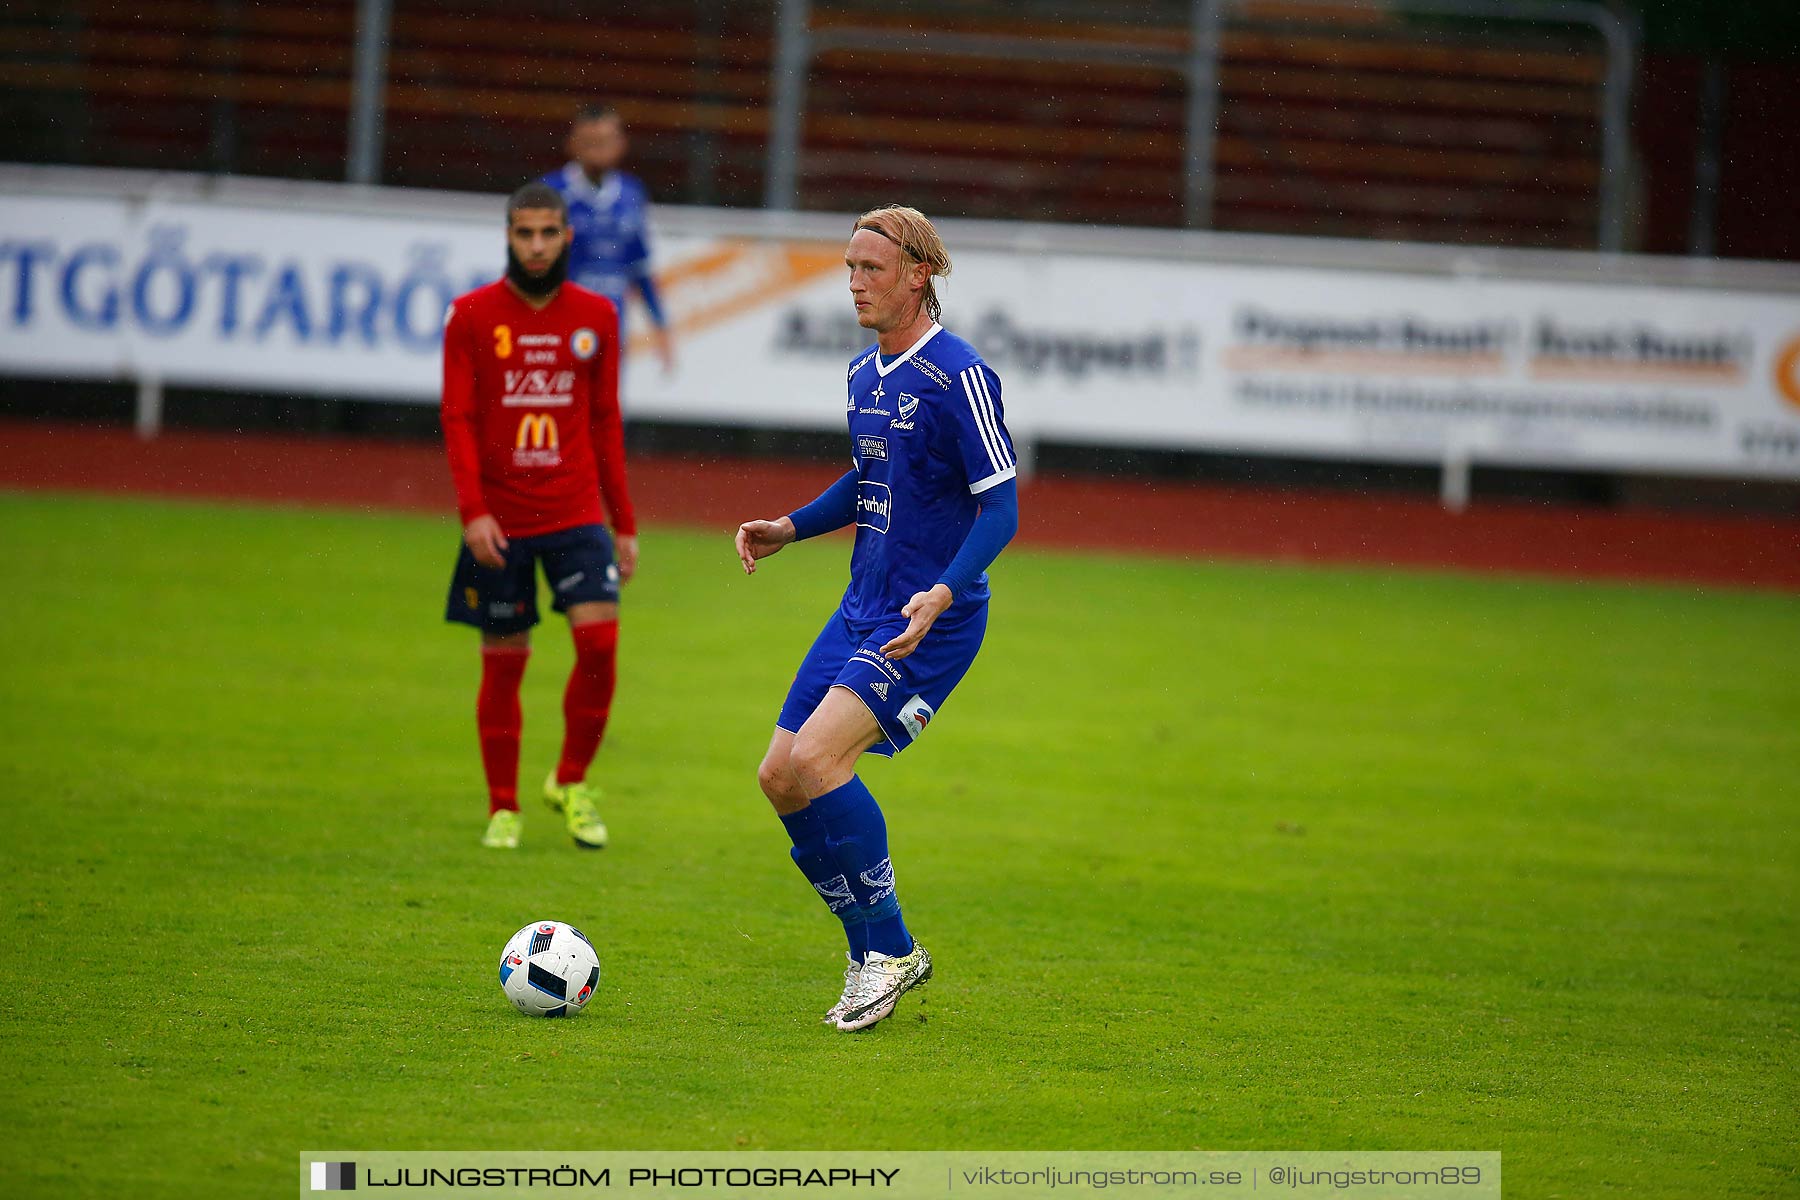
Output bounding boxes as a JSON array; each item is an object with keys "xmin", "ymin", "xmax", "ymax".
[
  {"xmin": 842, "ymin": 323, "xmax": 1016, "ymax": 628},
  {"xmin": 540, "ymin": 164, "xmax": 662, "ymax": 335}
]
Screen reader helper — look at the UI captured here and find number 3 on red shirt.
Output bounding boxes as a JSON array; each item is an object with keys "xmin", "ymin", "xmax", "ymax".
[{"xmin": 492, "ymin": 325, "xmax": 512, "ymax": 359}]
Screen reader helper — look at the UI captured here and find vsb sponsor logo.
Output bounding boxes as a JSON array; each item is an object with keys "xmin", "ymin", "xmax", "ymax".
[
  {"xmin": 514, "ymin": 413, "xmax": 561, "ymax": 466},
  {"xmin": 501, "ymin": 369, "xmax": 576, "ymax": 406}
]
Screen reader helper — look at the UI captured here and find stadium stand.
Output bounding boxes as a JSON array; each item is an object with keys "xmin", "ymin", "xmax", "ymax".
[
  {"xmin": 0, "ymin": 0, "xmax": 774, "ymax": 204},
  {"xmin": 802, "ymin": 5, "xmax": 1607, "ymax": 247},
  {"xmin": 2, "ymin": 0, "xmax": 1606, "ymax": 248}
]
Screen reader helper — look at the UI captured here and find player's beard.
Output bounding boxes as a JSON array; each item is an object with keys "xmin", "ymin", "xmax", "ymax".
[{"xmin": 506, "ymin": 243, "xmax": 570, "ymax": 298}]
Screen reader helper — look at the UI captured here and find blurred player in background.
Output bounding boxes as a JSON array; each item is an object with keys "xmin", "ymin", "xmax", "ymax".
[
  {"xmin": 735, "ymin": 206, "xmax": 1020, "ymax": 1031},
  {"xmin": 543, "ymin": 105, "xmax": 676, "ymax": 374},
  {"xmin": 441, "ymin": 181, "xmax": 639, "ymax": 851}
]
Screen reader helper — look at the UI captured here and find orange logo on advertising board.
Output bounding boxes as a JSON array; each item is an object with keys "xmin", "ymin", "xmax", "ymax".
[
  {"xmin": 515, "ymin": 413, "xmax": 558, "ymax": 450},
  {"xmin": 1775, "ymin": 334, "xmax": 1800, "ymax": 410},
  {"xmin": 625, "ymin": 239, "xmax": 846, "ymax": 358}
]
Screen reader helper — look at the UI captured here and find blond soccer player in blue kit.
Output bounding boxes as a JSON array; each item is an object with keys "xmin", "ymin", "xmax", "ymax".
[{"xmin": 735, "ymin": 206, "xmax": 1020, "ymax": 1031}]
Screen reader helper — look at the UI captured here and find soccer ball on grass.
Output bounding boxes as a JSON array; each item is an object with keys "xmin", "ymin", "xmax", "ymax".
[{"xmin": 499, "ymin": 921, "xmax": 600, "ymax": 1017}]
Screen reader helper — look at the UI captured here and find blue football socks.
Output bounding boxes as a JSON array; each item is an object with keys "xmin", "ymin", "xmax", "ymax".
[
  {"xmin": 810, "ymin": 776, "xmax": 913, "ymax": 958},
  {"xmin": 779, "ymin": 803, "xmax": 868, "ymax": 962}
]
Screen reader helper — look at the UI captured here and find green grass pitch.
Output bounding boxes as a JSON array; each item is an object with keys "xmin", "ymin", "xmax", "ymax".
[{"xmin": 0, "ymin": 490, "xmax": 1795, "ymax": 1198}]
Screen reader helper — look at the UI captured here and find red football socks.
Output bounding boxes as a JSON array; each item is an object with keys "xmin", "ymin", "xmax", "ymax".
[
  {"xmin": 556, "ymin": 619, "xmax": 619, "ymax": 786},
  {"xmin": 477, "ymin": 645, "xmax": 530, "ymax": 814}
]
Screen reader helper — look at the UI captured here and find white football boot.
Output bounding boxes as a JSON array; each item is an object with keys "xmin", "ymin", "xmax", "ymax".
[
  {"xmin": 822, "ymin": 952, "xmax": 863, "ymax": 1025},
  {"xmin": 834, "ymin": 942, "xmax": 932, "ymax": 1031}
]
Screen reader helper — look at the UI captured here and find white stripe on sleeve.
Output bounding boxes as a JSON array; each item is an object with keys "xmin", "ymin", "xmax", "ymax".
[
  {"xmin": 961, "ymin": 368, "xmax": 1007, "ymax": 474},
  {"xmin": 969, "ymin": 464, "xmax": 1018, "ymax": 495},
  {"xmin": 970, "ymin": 366, "xmax": 1014, "ymax": 467}
]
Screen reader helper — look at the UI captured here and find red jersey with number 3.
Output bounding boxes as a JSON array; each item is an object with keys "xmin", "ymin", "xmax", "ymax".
[{"xmin": 440, "ymin": 280, "xmax": 637, "ymax": 538}]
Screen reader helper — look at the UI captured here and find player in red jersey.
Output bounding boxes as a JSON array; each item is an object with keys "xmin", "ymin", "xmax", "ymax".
[{"xmin": 441, "ymin": 181, "xmax": 638, "ymax": 851}]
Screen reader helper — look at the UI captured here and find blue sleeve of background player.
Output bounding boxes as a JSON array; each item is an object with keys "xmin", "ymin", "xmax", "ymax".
[
  {"xmin": 936, "ymin": 477, "xmax": 1018, "ymax": 599},
  {"xmin": 633, "ymin": 271, "xmax": 666, "ymax": 328},
  {"xmin": 623, "ymin": 183, "xmax": 667, "ymax": 328},
  {"xmin": 787, "ymin": 469, "xmax": 859, "ymax": 540}
]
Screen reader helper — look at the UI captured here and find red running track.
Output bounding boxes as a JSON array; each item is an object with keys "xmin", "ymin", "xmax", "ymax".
[{"xmin": 4, "ymin": 420, "xmax": 1797, "ymax": 591}]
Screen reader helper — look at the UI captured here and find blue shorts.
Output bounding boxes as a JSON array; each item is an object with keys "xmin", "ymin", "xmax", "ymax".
[
  {"xmin": 777, "ymin": 604, "xmax": 988, "ymax": 758},
  {"xmin": 445, "ymin": 523, "xmax": 620, "ymax": 636}
]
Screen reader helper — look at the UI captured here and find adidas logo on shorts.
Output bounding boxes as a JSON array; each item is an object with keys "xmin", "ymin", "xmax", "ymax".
[{"xmin": 871, "ymin": 680, "xmax": 891, "ymax": 701}]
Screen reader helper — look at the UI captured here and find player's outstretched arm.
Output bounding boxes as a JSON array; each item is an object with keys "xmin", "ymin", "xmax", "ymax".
[
  {"xmin": 737, "ymin": 468, "xmax": 861, "ymax": 574},
  {"xmin": 735, "ymin": 517, "xmax": 795, "ymax": 575}
]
